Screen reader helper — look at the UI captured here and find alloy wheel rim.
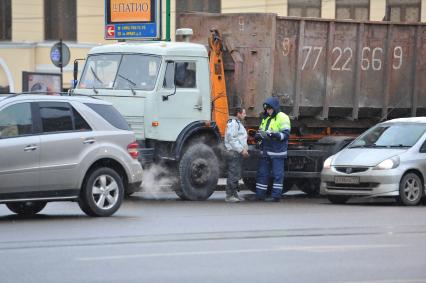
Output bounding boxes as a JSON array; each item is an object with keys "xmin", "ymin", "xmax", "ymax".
[
  {"xmin": 403, "ymin": 177, "xmax": 420, "ymax": 202},
  {"xmin": 92, "ymin": 174, "xmax": 119, "ymax": 210}
]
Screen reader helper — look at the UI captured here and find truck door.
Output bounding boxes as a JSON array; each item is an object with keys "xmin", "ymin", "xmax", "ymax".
[{"xmin": 155, "ymin": 60, "xmax": 208, "ymax": 141}]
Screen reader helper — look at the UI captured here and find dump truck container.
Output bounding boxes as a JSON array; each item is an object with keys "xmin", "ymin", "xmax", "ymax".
[{"xmin": 179, "ymin": 13, "xmax": 426, "ymax": 129}]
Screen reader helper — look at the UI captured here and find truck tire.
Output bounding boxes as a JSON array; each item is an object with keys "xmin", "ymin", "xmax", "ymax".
[
  {"xmin": 178, "ymin": 143, "xmax": 219, "ymax": 201},
  {"xmin": 6, "ymin": 201, "xmax": 47, "ymax": 216},
  {"xmin": 243, "ymin": 178, "xmax": 256, "ymax": 193},
  {"xmin": 296, "ymin": 179, "xmax": 320, "ymax": 196},
  {"xmin": 242, "ymin": 178, "xmax": 291, "ymax": 195},
  {"xmin": 300, "ymin": 136, "xmax": 354, "ymax": 197},
  {"xmin": 168, "ymin": 166, "xmax": 189, "ymax": 200},
  {"xmin": 327, "ymin": 195, "xmax": 350, "ymax": 204}
]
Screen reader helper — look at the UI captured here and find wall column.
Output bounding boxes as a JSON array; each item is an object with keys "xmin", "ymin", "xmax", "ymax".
[
  {"xmin": 370, "ymin": 0, "xmax": 386, "ymax": 21},
  {"xmin": 77, "ymin": 0, "xmax": 108, "ymax": 44},
  {"xmin": 12, "ymin": 0, "xmax": 44, "ymax": 42},
  {"xmin": 265, "ymin": 0, "xmax": 287, "ymax": 16},
  {"xmin": 322, "ymin": 0, "xmax": 335, "ymax": 19}
]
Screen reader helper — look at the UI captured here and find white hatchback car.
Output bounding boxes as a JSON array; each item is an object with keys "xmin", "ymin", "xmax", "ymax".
[
  {"xmin": 0, "ymin": 94, "xmax": 143, "ymax": 216},
  {"xmin": 321, "ymin": 117, "xmax": 426, "ymax": 206}
]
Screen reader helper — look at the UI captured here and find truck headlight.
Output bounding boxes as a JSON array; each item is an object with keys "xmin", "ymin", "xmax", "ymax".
[
  {"xmin": 374, "ymin": 156, "xmax": 400, "ymax": 170},
  {"xmin": 323, "ymin": 156, "xmax": 334, "ymax": 169}
]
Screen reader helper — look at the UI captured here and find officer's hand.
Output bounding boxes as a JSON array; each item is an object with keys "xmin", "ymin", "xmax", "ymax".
[
  {"xmin": 241, "ymin": 149, "xmax": 249, "ymax": 158},
  {"xmin": 267, "ymin": 132, "xmax": 282, "ymax": 141},
  {"xmin": 254, "ymin": 132, "xmax": 263, "ymax": 142}
]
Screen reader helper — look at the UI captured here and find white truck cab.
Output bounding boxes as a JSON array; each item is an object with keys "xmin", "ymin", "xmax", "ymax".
[
  {"xmin": 75, "ymin": 42, "xmax": 211, "ymax": 142},
  {"xmin": 73, "ymin": 40, "xmax": 222, "ymax": 200}
]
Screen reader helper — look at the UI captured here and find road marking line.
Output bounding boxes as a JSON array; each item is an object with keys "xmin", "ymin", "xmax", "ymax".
[
  {"xmin": 77, "ymin": 244, "xmax": 404, "ymax": 261},
  {"xmin": 341, "ymin": 280, "xmax": 426, "ymax": 283}
]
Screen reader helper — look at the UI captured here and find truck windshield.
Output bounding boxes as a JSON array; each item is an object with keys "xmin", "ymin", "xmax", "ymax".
[
  {"xmin": 79, "ymin": 54, "xmax": 161, "ymax": 91},
  {"xmin": 79, "ymin": 54, "xmax": 121, "ymax": 89},
  {"xmin": 349, "ymin": 123, "xmax": 426, "ymax": 148}
]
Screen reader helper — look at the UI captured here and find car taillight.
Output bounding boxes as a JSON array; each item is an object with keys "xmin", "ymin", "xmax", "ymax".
[{"xmin": 127, "ymin": 142, "xmax": 139, "ymax": 160}]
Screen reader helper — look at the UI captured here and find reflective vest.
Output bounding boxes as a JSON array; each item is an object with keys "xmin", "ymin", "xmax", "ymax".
[{"xmin": 260, "ymin": 112, "xmax": 291, "ymax": 158}]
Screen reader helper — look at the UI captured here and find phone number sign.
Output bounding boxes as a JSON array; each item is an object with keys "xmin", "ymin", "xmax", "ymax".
[{"xmin": 105, "ymin": 0, "xmax": 161, "ymax": 40}]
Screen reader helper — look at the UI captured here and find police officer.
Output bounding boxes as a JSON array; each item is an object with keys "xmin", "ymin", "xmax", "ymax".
[
  {"xmin": 255, "ymin": 97, "xmax": 291, "ymax": 202},
  {"xmin": 224, "ymin": 107, "xmax": 249, "ymax": 203}
]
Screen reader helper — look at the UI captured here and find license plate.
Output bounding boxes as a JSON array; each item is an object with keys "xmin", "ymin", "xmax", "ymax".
[{"xmin": 334, "ymin": 176, "xmax": 360, "ymax": 184}]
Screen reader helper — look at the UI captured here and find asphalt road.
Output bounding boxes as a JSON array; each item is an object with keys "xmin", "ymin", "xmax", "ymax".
[{"xmin": 1, "ymin": 190, "xmax": 426, "ymax": 283}]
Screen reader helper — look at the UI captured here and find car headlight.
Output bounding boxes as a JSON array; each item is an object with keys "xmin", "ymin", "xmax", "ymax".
[
  {"xmin": 374, "ymin": 156, "xmax": 400, "ymax": 170},
  {"xmin": 323, "ymin": 155, "xmax": 334, "ymax": 169}
]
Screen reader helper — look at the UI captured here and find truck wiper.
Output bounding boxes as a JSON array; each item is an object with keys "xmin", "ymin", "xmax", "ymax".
[
  {"xmin": 90, "ymin": 67, "xmax": 103, "ymax": 84},
  {"xmin": 90, "ymin": 67, "xmax": 102, "ymax": 94},
  {"xmin": 118, "ymin": 74, "xmax": 137, "ymax": 95}
]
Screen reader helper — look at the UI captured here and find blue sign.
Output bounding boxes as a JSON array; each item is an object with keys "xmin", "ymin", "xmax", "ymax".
[
  {"xmin": 51, "ymin": 48, "xmax": 61, "ymax": 62},
  {"xmin": 106, "ymin": 23, "xmax": 158, "ymax": 39},
  {"xmin": 105, "ymin": 0, "xmax": 161, "ymax": 40},
  {"xmin": 50, "ymin": 42, "xmax": 70, "ymax": 68}
]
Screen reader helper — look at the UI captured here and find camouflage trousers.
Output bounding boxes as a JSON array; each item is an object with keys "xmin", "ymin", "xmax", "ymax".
[{"xmin": 225, "ymin": 150, "xmax": 243, "ymax": 197}]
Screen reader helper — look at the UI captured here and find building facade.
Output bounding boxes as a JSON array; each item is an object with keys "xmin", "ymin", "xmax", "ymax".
[{"xmin": 0, "ymin": 0, "xmax": 425, "ymax": 92}]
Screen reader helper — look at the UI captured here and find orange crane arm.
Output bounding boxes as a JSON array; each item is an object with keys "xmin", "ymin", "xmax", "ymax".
[{"xmin": 208, "ymin": 30, "xmax": 229, "ymax": 137}]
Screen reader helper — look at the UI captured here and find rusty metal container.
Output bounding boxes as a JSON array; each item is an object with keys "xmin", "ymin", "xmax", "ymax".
[{"xmin": 179, "ymin": 13, "xmax": 426, "ymax": 129}]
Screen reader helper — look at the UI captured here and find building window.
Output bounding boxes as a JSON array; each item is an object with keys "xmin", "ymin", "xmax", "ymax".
[
  {"xmin": 386, "ymin": 0, "xmax": 421, "ymax": 22},
  {"xmin": 44, "ymin": 0, "xmax": 76, "ymax": 41},
  {"xmin": 336, "ymin": 0, "xmax": 369, "ymax": 21},
  {"xmin": 176, "ymin": 0, "xmax": 221, "ymax": 28},
  {"xmin": 176, "ymin": 0, "xmax": 221, "ymax": 13},
  {"xmin": 288, "ymin": 0, "xmax": 321, "ymax": 18},
  {"xmin": 0, "ymin": 0, "xmax": 11, "ymax": 40}
]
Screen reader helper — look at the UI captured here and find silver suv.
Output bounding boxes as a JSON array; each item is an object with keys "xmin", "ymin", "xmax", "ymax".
[{"xmin": 0, "ymin": 94, "xmax": 142, "ymax": 216}]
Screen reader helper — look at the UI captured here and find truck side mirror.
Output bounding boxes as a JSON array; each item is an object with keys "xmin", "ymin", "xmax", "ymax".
[
  {"xmin": 72, "ymin": 58, "xmax": 85, "ymax": 89},
  {"xmin": 73, "ymin": 60, "xmax": 78, "ymax": 82}
]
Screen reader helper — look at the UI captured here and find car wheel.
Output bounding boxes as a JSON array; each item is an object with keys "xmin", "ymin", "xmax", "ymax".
[
  {"xmin": 6, "ymin": 201, "xmax": 47, "ymax": 216},
  {"xmin": 177, "ymin": 144, "xmax": 219, "ymax": 201},
  {"xmin": 78, "ymin": 167, "xmax": 124, "ymax": 217},
  {"xmin": 327, "ymin": 195, "xmax": 350, "ymax": 204},
  {"xmin": 397, "ymin": 173, "xmax": 423, "ymax": 206}
]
